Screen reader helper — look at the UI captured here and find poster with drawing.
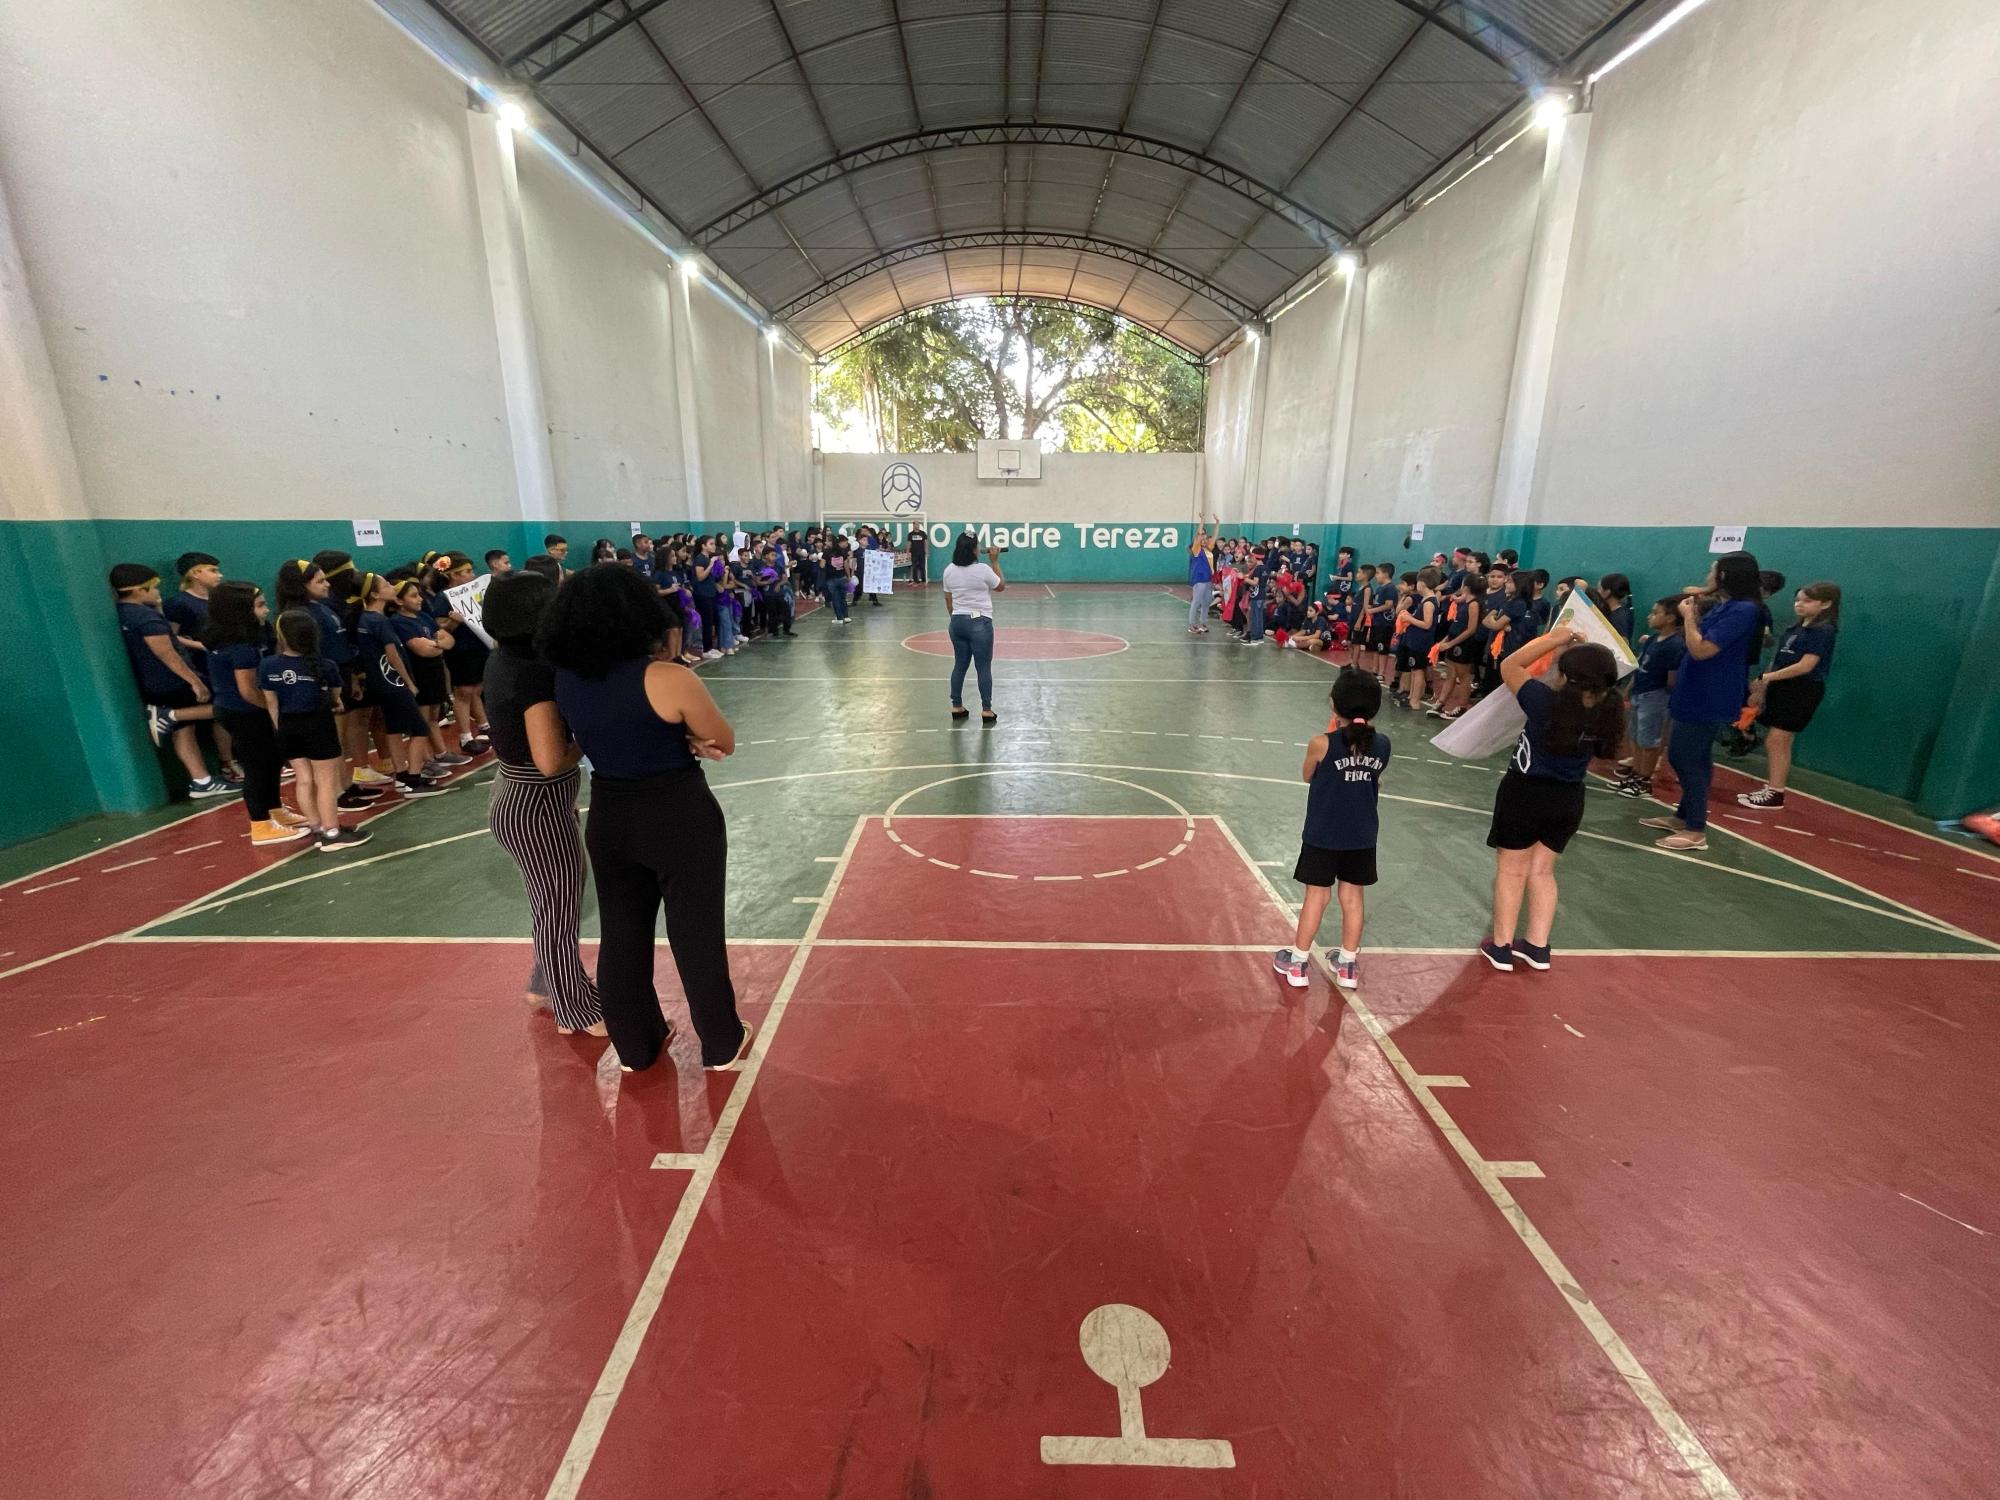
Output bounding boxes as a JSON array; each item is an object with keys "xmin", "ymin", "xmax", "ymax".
[
  {"xmin": 862, "ymin": 548, "xmax": 894, "ymax": 595},
  {"xmin": 1551, "ymin": 588, "xmax": 1639, "ymax": 677},
  {"xmin": 444, "ymin": 573, "xmax": 495, "ymax": 648}
]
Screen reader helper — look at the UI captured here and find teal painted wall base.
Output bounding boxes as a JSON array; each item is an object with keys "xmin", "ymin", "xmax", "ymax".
[{"xmin": 4, "ymin": 515, "xmax": 1995, "ymax": 848}]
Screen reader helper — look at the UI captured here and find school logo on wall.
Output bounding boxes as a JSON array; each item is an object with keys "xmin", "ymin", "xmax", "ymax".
[{"xmin": 880, "ymin": 461, "xmax": 924, "ymax": 514}]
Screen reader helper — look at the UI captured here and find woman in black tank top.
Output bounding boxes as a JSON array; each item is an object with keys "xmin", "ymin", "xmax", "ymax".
[{"xmin": 539, "ymin": 565, "xmax": 751, "ymax": 1074}]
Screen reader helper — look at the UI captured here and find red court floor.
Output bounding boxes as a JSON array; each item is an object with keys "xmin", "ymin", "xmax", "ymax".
[{"xmin": 3, "ymin": 816, "xmax": 1997, "ymax": 1498}]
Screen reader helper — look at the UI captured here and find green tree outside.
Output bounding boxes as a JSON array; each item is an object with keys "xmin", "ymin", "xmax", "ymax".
[{"xmin": 816, "ymin": 299, "xmax": 1205, "ymax": 454}]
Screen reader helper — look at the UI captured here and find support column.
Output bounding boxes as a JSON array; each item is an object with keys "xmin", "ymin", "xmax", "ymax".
[
  {"xmin": 1238, "ymin": 326, "xmax": 1274, "ymax": 529},
  {"xmin": 1917, "ymin": 541, "xmax": 2000, "ymax": 819},
  {"xmin": 465, "ymin": 106, "xmax": 558, "ymax": 546},
  {"xmin": 668, "ymin": 269, "xmax": 707, "ymax": 525},
  {"xmin": 757, "ymin": 337, "xmax": 782, "ymax": 522},
  {"xmin": 1321, "ymin": 267, "xmax": 1368, "ymax": 533},
  {"xmin": 0, "ymin": 166, "xmax": 158, "ymax": 816},
  {"xmin": 1490, "ymin": 112, "xmax": 1592, "ymax": 555}
]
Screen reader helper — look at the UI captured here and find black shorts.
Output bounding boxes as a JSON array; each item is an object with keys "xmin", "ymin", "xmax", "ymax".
[
  {"xmin": 1394, "ymin": 643, "xmax": 1430, "ymax": 673},
  {"xmin": 1367, "ymin": 624, "xmax": 1393, "ymax": 650},
  {"xmin": 277, "ymin": 710, "xmax": 342, "ymax": 762},
  {"xmin": 1487, "ymin": 768, "xmax": 1587, "ymax": 854},
  {"xmin": 142, "ymin": 684, "xmax": 200, "ymax": 711},
  {"xmin": 1761, "ymin": 677, "xmax": 1825, "ymax": 733},
  {"xmin": 375, "ymin": 686, "xmax": 430, "ymax": 739},
  {"xmin": 445, "ymin": 645, "xmax": 488, "ymax": 687},
  {"xmin": 1293, "ymin": 842, "xmax": 1378, "ymax": 888},
  {"xmin": 1443, "ymin": 639, "xmax": 1477, "ymax": 666},
  {"xmin": 341, "ymin": 666, "xmax": 368, "ymax": 712},
  {"xmin": 409, "ymin": 654, "xmax": 450, "ymax": 707}
]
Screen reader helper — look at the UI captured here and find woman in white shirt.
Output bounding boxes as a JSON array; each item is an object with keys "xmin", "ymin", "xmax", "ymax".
[{"xmin": 941, "ymin": 534, "xmax": 1006, "ymax": 723}]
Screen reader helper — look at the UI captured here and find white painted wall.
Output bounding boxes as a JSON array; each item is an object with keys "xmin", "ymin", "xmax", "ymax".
[
  {"xmin": 1257, "ymin": 269, "xmax": 1353, "ymax": 527},
  {"xmin": 1532, "ymin": 0, "xmax": 2000, "ymax": 529},
  {"xmin": 0, "ymin": 0, "xmax": 515, "ymax": 521},
  {"xmin": 821, "ymin": 451, "xmax": 1197, "ymax": 524},
  {"xmin": 1199, "ymin": 341, "xmax": 1256, "ymax": 526},
  {"xmin": 517, "ymin": 149, "xmax": 688, "ymax": 522},
  {"xmin": 1203, "ymin": 0, "xmax": 2000, "ymax": 536},
  {"xmin": 1338, "ymin": 139, "xmax": 1540, "ymax": 528},
  {"xmin": 0, "ymin": 0, "xmax": 817, "ymax": 529}
]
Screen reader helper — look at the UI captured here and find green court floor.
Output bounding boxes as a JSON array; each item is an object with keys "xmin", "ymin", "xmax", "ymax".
[{"xmin": 114, "ymin": 586, "xmax": 1982, "ymax": 958}]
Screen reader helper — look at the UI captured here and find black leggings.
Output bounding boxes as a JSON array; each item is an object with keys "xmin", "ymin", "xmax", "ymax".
[
  {"xmin": 583, "ymin": 768, "xmax": 743, "ymax": 1070},
  {"xmin": 217, "ymin": 708, "xmax": 282, "ymax": 821},
  {"xmin": 695, "ymin": 594, "xmax": 720, "ymax": 652}
]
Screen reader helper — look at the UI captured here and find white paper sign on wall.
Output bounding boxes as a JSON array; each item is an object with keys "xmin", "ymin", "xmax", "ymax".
[
  {"xmin": 1291, "ymin": 522, "xmax": 1301, "ymax": 537},
  {"xmin": 1409, "ymin": 522, "xmax": 1426, "ymax": 542},
  {"xmin": 629, "ymin": 521, "xmax": 644, "ymax": 537},
  {"xmin": 352, "ymin": 519, "xmax": 383, "ymax": 548},
  {"xmin": 1708, "ymin": 525, "xmax": 1747, "ymax": 553}
]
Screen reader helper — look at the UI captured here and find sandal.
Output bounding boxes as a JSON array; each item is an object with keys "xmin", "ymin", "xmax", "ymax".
[
  {"xmin": 951, "ymin": 707, "xmax": 970, "ymax": 721},
  {"xmin": 1637, "ymin": 815, "xmax": 1684, "ymax": 831},
  {"xmin": 1654, "ymin": 832, "xmax": 1709, "ymax": 851}
]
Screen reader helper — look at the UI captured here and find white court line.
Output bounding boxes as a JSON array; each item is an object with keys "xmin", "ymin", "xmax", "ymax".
[
  {"xmin": 0, "ymin": 798, "xmax": 225, "ymax": 892},
  {"xmin": 22, "ymin": 877, "xmax": 80, "ymax": 895},
  {"xmin": 1562, "ymin": 1024, "xmax": 1586, "ymax": 1039},
  {"xmin": 1959, "ymin": 867, "xmax": 2000, "ymax": 885},
  {"xmin": 542, "ymin": 816, "xmax": 870, "ymax": 1500},
  {"xmin": 112, "ymin": 934, "xmax": 803, "ymax": 946},
  {"xmin": 1418, "ymin": 1074, "xmax": 1469, "ymax": 1089},
  {"xmin": 650, "ymin": 1153, "xmax": 705, "ymax": 1172},
  {"xmin": 103, "ymin": 857, "xmax": 157, "ymax": 873},
  {"xmin": 1718, "ymin": 777, "xmax": 2000, "ymax": 867},
  {"xmin": 1210, "ymin": 815, "xmax": 1741, "ymax": 1500},
  {"xmin": 0, "ymin": 765, "xmax": 496, "ymax": 985},
  {"xmin": 171, "ymin": 840, "xmax": 223, "ymax": 856},
  {"xmin": 1896, "ymin": 1192, "xmax": 1989, "ymax": 1237}
]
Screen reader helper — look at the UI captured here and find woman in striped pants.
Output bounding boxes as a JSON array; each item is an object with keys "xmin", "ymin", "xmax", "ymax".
[{"xmin": 481, "ymin": 573, "xmax": 605, "ymax": 1036}]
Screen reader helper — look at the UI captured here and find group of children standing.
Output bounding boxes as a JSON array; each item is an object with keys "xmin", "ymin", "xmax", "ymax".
[
  {"xmin": 1257, "ymin": 539, "xmax": 1846, "ymax": 987},
  {"xmin": 111, "ymin": 547, "xmax": 497, "ymax": 853}
]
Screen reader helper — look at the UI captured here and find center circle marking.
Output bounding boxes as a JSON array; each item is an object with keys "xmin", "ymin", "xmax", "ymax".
[
  {"xmin": 880, "ymin": 770, "xmax": 1196, "ymax": 881},
  {"xmin": 900, "ymin": 626, "xmax": 1128, "ymax": 660}
]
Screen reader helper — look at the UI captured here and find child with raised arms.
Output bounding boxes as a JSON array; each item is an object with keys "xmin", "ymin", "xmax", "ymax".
[{"xmin": 1275, "ymin": 669, "xmax": 1389, "ymax": 992}]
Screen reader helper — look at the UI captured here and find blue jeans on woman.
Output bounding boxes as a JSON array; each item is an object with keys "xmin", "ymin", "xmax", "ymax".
[
  {"xmin": 949, "ymin": 614, "xmax": 994, "ymax": 711},
  {"xmin": 1667, "ymin": 718, "xmax": 1720, "ymax": 831},
  {"xmin": 825, "ymin": 577, "xmax": 849, "ymax": 620}
]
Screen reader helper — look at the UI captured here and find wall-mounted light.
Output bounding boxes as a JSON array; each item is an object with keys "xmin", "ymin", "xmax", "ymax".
[
  {"xmin": 681, "ymin": 260, "xmax": 702, "ymax": 282},
  {"xmin": 1335, "ymin": 253, "xmax": 1360, "ymax": 276},
  {"xmin": 1532, "ymin": 94, "xmax": 1573, "ymax": 128},
  {"xmin": 496, "ymin": 99, "xmax": 529, "ymax": 132}
]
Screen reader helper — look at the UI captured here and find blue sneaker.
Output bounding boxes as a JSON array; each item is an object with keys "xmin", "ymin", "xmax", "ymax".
[
  {"xmin": 187, "ymin": 776, "xmax": 233, "ymax": 798},
  {"xmin": 1478, "ymin": 940, "xmax": 1515, "ymax": 972},
  {"xmin": 147, "ymin": 706, "xmax": 178, "ymax": 744},
  {"xmin": 1515, "ymin": 941, "xmax": 1551, "ymax": 970}
]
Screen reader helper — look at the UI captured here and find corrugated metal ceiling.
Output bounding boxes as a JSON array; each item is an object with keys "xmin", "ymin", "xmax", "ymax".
[{"xmin": 426, "ymin": 0, "xmax": 1631, "ymax": 354}]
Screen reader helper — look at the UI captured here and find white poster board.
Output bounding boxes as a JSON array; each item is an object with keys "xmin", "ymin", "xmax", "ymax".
[
  {"xmin": 629, "ymin": 521, "xmax": 644, "ymax": 537},
  {"xmin": 862, "ymin": 547, "xmax": 895, "ymax": 595},
  {"xmin": 1409, "ymin": 521, "xmax": 1426, "ymax": 542},
  {"xmin": 1551, "ymin": 587, "xmax": 1640, "ymax": 676},
  {"xmin": 1432, "ymin": 684, "xmax": 1526, "ymax": 759},
  {"xmin": 351, "ymin": 519, "xmax": 383, "ymax": 548},
  {"xmin": 1708, "ymin": 525, "xmax": 1747, "ymax": 554},
  {"xmin": 443, "ymin": 572, "xmax": 495, "ymax": 648}
]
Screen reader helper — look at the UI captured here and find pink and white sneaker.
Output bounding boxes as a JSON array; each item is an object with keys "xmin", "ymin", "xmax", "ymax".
[{"xmin": 1272, "ymin": 949, "xmax": 1309, "ymax": 988}]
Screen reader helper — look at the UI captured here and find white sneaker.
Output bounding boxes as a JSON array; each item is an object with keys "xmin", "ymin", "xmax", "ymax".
[{"xmin": 704, "ymin": 649, "xmax": 723, "ymax": 659}]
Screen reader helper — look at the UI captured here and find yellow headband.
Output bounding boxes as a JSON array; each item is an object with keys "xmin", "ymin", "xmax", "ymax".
[
  {"xmin": 118, "ymin": 576, "xmax": 162, "ymax": 594},
  {"xmin": 324, "ymin": 559, "xmax": 355, "ymax": 579},
  {"xmin": 293, "ymin": 558, "xmax": 312, "ymax": 574}
]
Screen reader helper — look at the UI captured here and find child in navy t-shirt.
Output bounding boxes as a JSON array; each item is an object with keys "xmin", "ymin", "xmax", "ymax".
[
  {"xmin": 1738, "ymin": 582, "xmax": 1840, "ymax": 810},
  {"xmin": 1275, "ymin": 670, "xmax": 1388, "ymax": 993}
]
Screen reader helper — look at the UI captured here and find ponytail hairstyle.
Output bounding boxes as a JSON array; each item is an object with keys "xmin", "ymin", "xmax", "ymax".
[
  {"xmin": 312, "ymin": 549, "xmax": 360, "ymax": 605},
  {"xmin": 1598, "ymin": 572, "xmax": 1631, "ymax": 607},
  {"xmin": 346, "ymin": 571, "xmax": 384, "ymax": 630},
  {"xmin": 1330, "ymin": 668, "xmax": 1383, "ymax": 759},
  {"xmin": 202, "ymin": 581, "xmax": 265, "ymax": 650},
  {"xmin": 1544, "ymin": 643, "xmax": 1624, "ymax": 759},
  {"xmin": 275, "ymin": 558, "xmax": 320, "ymax": 613},
  {"xmin": 274, "ymin": 607, "xmax": 324, "ymax": 701},
  {"xmin": 1799, "ymin": 580, "xmax": 1841, "ymax": 628},
  {"xmin": 1712, "ymin": 550, "xmax": 1762, "ymax": 600}
]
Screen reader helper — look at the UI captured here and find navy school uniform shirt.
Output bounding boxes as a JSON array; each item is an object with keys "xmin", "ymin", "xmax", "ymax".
[
  {"xmin": 1670, "ymin": 597, "xmax": 1759, "ymax": 722},
  {"xmin": 1369, "ymin": 581, "xmax": 1396, "ymax": 625},
  {"xmin": 1303, "ymin": 729, "xmax": 1391, "ymax": 851},
  {"xmin": 1770, "ymin": 624, "xmax": 1835, "ymax": 682},
  {"xmin": 1511, "ymin": 678, "xmax": 1595, "ymax": 783},
  {"xmin": 118, "ymin": 601, "xmax": 192, "ymax": 698},
  {"xmin": 355, "ymin": 610, "xmax": 409, "ymax": 692},
  {"xmin": 1608, "ymin": 602, "xmax": 1635, "ymax": 642},
  {"xmin": 1401, "ymin": 594, "xmax": 1437, "ymax": 652},
  {"xmin": 163, "ymin": 591, "xmax": 210, "ymax": 654},
  {"xmin": 206, "ymin": 641, "xmax": 261, "ymax": 713},
  {"xmin": 1631, "ymin": 631, "xmax": 1686, "ymax": 695},
  {"xmin": 259, "ymin": 653, "xmax": 338, "ymax": 715},
  {"xmin": 307, "ymin": 600, "xmax": 355, "ymax": 667}
]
